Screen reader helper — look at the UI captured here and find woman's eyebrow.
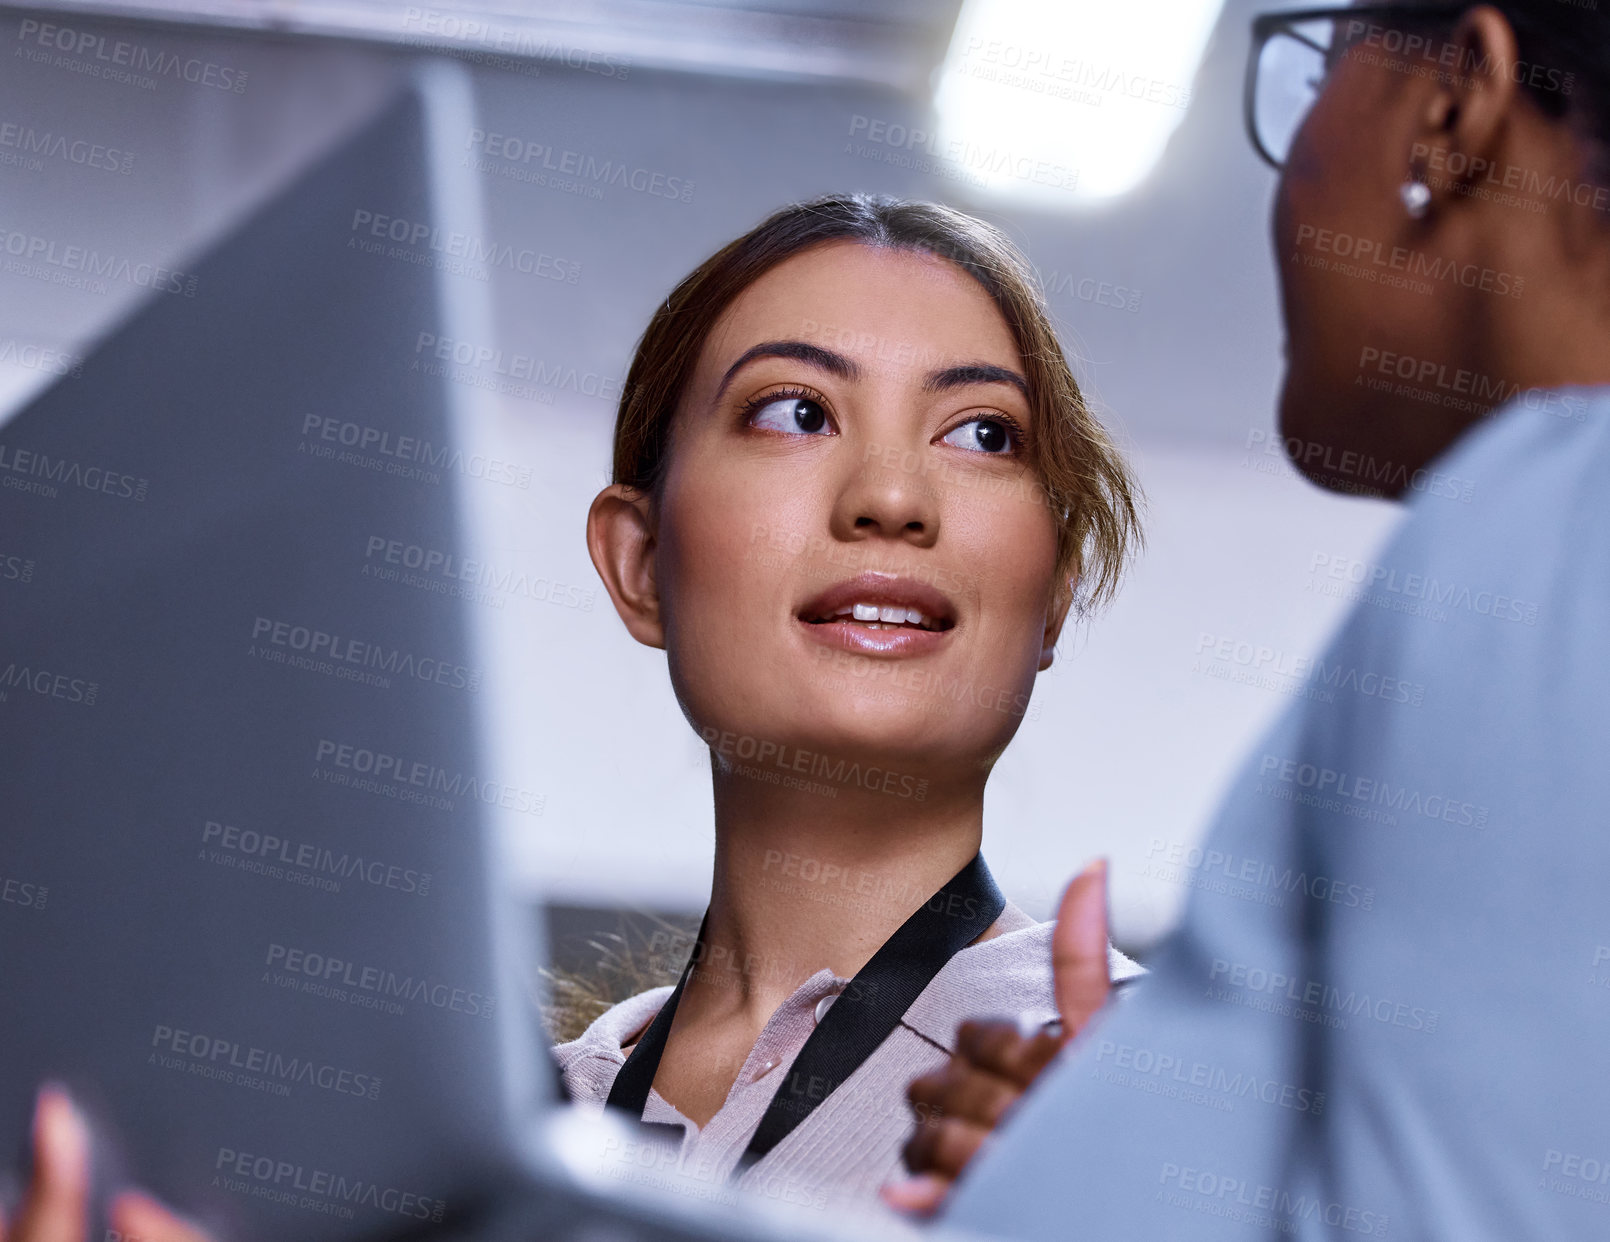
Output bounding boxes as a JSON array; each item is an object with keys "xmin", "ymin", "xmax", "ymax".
[
  {"xmin": 713, "ymin": 340, "xmax": 860, "ymax": 403},
  {"xmin": 923, "ymin": 363, "xmax": 1029, "ymax": 400}
]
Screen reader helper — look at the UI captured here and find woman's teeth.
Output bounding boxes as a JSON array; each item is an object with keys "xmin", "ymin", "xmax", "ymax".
[{"xmin": 812, "ymin": 603, "xmax": 940, "ymax": 631}]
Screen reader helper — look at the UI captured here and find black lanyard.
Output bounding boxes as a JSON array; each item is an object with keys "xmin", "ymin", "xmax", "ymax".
[{"xmin": 604, "ymin": 852, "xmax": 1005, "ymax": 1172}]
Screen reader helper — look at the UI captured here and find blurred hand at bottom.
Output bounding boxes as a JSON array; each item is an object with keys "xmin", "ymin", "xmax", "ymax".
[
  {"xmin": 0, "ymin": 1086, "xmax": 213, "ymax": 1242},
  {"xmin": 881, "ymin": 859, "xmax": 1114, "ymax": 1218}
]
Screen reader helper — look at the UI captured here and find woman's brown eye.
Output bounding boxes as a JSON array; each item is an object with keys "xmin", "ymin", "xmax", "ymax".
[
  {"xmin": 943, "ymin": 417, "xmax": 1015, "ymax": 454},
  {"xmin": 751, "ymin": 396, "xmax": 829, "ymax": 435}
]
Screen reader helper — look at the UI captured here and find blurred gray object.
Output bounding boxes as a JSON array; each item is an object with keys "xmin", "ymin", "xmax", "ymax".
[
  {"xmin": 1, "ymin": 0, "xmax": 966, "ymax": 89},
  {"xmin": 0, "ymin": 63, "xmax": 542, "ymax": 1242}
]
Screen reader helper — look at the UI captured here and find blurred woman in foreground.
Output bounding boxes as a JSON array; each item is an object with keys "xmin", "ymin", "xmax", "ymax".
[{"xmin": 898, "ymin": 4, "xmax": 1610, "ymax": 1237}]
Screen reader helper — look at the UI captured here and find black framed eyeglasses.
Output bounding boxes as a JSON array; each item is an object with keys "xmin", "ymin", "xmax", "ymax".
[{"xmin": 1244, "ymin": 4, "xmax": 1471, "ymax": 171}]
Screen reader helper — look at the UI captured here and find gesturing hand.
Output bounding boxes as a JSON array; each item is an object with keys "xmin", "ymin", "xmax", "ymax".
[
  {"xmin": 881, "ymin": 859, "xmax": 1113, "ymax": 1218},
  {"xmin": 0, "ymin": 1086, "xmax": 213, "ymax": 1242}
]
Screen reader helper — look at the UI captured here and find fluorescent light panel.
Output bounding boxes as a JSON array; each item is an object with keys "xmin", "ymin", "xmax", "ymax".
[{"xmin": 933, "ymin": 0, "xmax": 1225, "ymax": 207}]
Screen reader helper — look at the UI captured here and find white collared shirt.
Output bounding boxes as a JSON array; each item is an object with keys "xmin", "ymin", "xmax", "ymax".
[{"xmin": 552, "ymin": 902, "xmax": 1145, "ymax": 1213}]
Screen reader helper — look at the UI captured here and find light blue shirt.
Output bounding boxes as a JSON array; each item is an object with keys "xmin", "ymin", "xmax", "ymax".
[{"xmin": 946, "ymin": 388, "xmax": 1610, "ymax": 1240}]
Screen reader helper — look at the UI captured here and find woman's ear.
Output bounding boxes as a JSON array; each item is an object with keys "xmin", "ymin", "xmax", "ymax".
[
  {"xmin": 586, "ymin": 483, "xmax": 666, "ymax": 650},
  {"xmin": 1038, "ymin": 577, "xmax": 1077, "ymax": 672},
  {"xmin": 1409, "ymin": 9, "xmax": 1522, "ymax": 183}
]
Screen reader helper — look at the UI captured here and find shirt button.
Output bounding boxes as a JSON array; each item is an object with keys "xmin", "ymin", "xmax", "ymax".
[
  {"xmin": 813, "ymin": 993, "xmax": 838, "ymax": 1025},
  {"xmin": 751, "ymin": 1058, "xmax": 779, "ymax": 1083}
]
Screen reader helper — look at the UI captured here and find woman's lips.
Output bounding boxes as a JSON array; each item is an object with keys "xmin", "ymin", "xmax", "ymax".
[
  {"xmin": 796, "ymin": 614, "xmax": 952, "ymax": 657},
  {"xmin": 794, "ymin": 571, "xmax": 958, "ymax": 659}
]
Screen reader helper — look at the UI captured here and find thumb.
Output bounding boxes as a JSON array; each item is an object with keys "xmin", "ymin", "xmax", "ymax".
[
  {"xmin": 879, "ymin": 1173, "xmax": 950, "ymax": 1218},
  {"xmin": 1051, "ymin": 859, "xmax": 1111, "ymax": 1036}
]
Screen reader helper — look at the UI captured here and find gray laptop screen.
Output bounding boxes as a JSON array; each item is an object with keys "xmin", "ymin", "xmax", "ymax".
[{"xmin": 0, "ymin": 70, "xmax": 541, "ymax": 1242}]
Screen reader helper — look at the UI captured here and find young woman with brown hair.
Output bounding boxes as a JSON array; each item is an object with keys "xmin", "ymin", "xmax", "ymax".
[{"xmin": 556, "ymin": 193, "xmax": 1145, "ymax": 1213}]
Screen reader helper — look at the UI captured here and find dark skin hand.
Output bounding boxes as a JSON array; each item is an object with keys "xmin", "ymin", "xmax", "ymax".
[{"xmin": 882, "ymin": 859, "xmax": 1113, "ymax": 1216}]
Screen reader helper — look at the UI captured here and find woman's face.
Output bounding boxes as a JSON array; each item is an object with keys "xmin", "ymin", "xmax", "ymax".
[
  {"xmin": 1271, "ymin": 23, "xmax": 1459, "ymax": 489},
  {"xmin": 651, "ymin": 240, "xmax": 1068, "ymax": 784}
]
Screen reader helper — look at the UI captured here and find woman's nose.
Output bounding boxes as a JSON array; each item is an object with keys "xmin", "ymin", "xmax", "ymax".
[{"xmin": 833, "ymin": 440, "xmax": 941, "ymax": 548}]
